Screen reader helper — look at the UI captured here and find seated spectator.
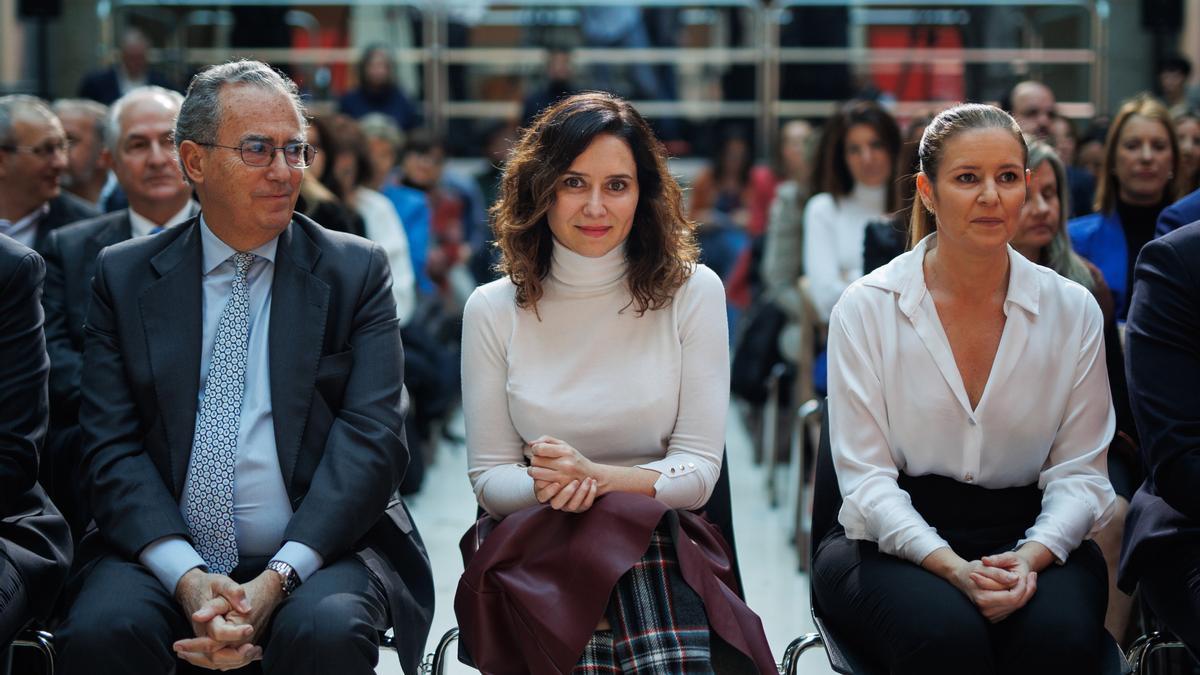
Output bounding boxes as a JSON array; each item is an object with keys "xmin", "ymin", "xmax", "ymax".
[
  {"xmin": 299, "ymin": 115, "xmax": 366, "ymax": 238},
  {"xmin": 0, "ymin": 235, "xmax": 72, "ymax": 653},
  {"xmin": 54, "ymin": 60, "xmax": 433, "ymax": 675},
  {"xmin": 1052, "ymin": 115, "xmax": 1097, "ymax": 218},
  {"xmin": 0, "ymin": 95, "xmax": 99, "ymax": 251},
  {"xmin": 804, "ymin": 99, "xmax": 900, "ymax": 324},
  {"xmin": 469, "ymin": 120, "xmax": 518, "ymax": 285},
  {"xmin": 51, "ymin": 99, "xmax": 111, "ymax": 209},
  {"xmin": 1174, "ymin": 111, "xmax": 1200, "ymax": 195},
  {"xmin": 1157, "ymin": 55, "xmax": 1193, "ymax": 118},
  {"xmin": 861, "ymin": 114, "xmax": 931, "ymax": 275},
  {"xmin": 521, "ymin": 46, "xmax": 580, "ymax": 129},
  {"xmin": 1010, "ymin": 140, "xmax": 1139, "ymax": 643},
  {"xmin": 1077, "ymin": 120, "xmax": 1109, "ymax": 179},
  {"xmin": 358, "ymin": 112, "xmax": 405, "ymax": 190},
  {"xmin": 760, "ymin": 118, "xmax": 814, "ymax": 363},
  {"xmin": 1119, "ymin": 221, "xmax": 1200, "ymax": 657},
  {"xmin": 813, "ymin": 104, "xmax": 1115, "ymax": 674},
  {"xmin": 327, "ymin": 114, "xmax": 417, "ymax": 325},
  {"xmin": 457, "ymin": 91, "xmax": 776, "ymax": 674},
  {"xmin": 1008, "ymin": 80, "xmax": 1057, "ymax": 141},
  {"xmin": 1069, "ymin": 94, "xmax": 1178, "ymax": 321},
  {"xmin": 338, "ymin": 45, "xmax": 421, "ymax": 132},
  {"xmin": 40, "ymin": 86, "xmax": 196, "ymax": 536},
  {"xmin": 77, "ymin": 28, "xmax": 174, "ymax": 106},
  {"xmin": 689, "ymin": 128, "xmax": 776, "ymax": 278}
]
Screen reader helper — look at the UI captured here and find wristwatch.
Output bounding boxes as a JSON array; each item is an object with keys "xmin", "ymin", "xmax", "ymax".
[{"xmin": 266, "ymin": 560, "xmax": 301, "ymax": 596}]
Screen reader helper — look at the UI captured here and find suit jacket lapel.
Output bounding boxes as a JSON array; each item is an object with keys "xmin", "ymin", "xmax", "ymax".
[
  {"xmin": 269, "ymin": 221, "xmax": 328, "ymax": 492},
  {"xmin": 139, "ymin": 218, "xmax": 204, "ymax": 496}
]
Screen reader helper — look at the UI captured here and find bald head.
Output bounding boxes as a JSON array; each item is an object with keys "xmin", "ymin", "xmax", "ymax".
[{"xmin": 1010, "ymin": 81, "xmax": 1057, "ymax": 140}]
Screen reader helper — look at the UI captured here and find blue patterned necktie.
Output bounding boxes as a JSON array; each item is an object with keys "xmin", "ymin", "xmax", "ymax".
[{"xmin": 184, "ymin": 251, "xmax": 255, "ymax": 575}]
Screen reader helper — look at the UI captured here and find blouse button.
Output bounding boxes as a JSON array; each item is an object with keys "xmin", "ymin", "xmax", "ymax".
[
  {"xmin": 670, "ymin": 467, "xmax": 677, "ymax": 475},
  {"xmin": 964, "ymin": 473, "xmax": 975, "ymax": 483}
]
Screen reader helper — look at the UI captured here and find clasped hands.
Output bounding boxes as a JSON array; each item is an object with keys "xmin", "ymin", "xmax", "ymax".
[
  {"xmin": 526, "ymin": 435, "xmax": 601, "ymax": 513},
  {"xmin": 949, "ymin": 551, "xmax": 1039, "ymax": 623},
  {"xmin": 171, "ymin": 567, "xmax": 286, "ymax": 670}
]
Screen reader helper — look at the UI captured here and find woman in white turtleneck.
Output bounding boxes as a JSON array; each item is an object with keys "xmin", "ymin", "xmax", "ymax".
[
  {"xmin": 456, "ymin": 92, "xmax": 776, "ymax": 674},
  {"xmin": 803, "ymin": 100, "xmax": 901, "ymax": 321}
]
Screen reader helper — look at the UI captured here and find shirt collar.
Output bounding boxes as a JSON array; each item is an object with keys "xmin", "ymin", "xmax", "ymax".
[
  {"xmin": 129, "ymin": 199, "xmax": 198, "ymax": 238},
  {"xmin": 863, "ymin": 233, "xmax": 1040, "ymax": 319},
  {"xmin": 0, "ymin": 202, "xmax": 50, "ymax": 230},
  {"xmin": 199, "ymin": 214, "xmax": 280, "ymax": 275}
]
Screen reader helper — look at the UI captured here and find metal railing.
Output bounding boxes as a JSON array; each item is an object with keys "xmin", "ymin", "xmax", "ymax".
[{"xmin": 108, "ymin": 0, "xmax": 1108, "ymax": 157}]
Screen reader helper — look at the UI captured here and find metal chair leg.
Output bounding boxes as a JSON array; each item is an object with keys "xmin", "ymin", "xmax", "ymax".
[
  {"xmin": 779, "ymin": 633, "xmax": 823, "ymax": 675},
  {"xmin": 10, "ymin": 629, "xmax": 54, "ymax": 675},
  {"xmin": 425, "ymin": 627, "xmax": 459, "ymax": 675},
  {"xmin": 763, "ymin": 364, "xmax": 787, "ymax": 508},
  {"xmin": 1126, "ymin": 631, "xmax": 1189, "ymax": 675}
]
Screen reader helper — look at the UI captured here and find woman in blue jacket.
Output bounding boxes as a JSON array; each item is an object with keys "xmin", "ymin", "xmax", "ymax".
[{"xmin": 1068, "ymin": 94, "xmax": 1178, "ymax": 321}]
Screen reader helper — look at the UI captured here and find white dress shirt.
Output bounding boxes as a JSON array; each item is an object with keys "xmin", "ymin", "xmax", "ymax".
[
  {"xmin": 0, "ymin": 203, "xmax": 49, "ymax": 248},
  {"xmin": 827, "ymin": 234, "xmax": 1116, "ymax": 566},
  {"xmin": 802, "ymin": 183, "xmax": 887, "ymax": 322},
  {"xmin": 463, "ymin": 240, "xmax": 729, "ymax": 519}
]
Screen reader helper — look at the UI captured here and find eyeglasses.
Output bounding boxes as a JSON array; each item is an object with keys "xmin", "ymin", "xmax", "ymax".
[
  {"xmin": 198, "ymin": 140, "xmax": 317, "ymax": 169},
  {"xmin": 0, "ymin": 139, "xmax": 71, "ymax": 159}
]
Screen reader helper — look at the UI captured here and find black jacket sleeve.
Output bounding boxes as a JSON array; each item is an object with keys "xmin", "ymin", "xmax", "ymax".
[{"xmin": 0, "ymin": 246, "xmax": 49, "ymax": 515}]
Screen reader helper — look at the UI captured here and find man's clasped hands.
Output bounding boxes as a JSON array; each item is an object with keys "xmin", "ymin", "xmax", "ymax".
[{"xmin": 171, "ymin": 566, "xmax": 287, "ymax": 670}]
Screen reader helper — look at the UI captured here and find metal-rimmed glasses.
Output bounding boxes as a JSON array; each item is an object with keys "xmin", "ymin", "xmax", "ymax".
[
  {"xmin": 0, "ymin": 139, "xmax": 71, "ymax": 159},
  {"xmin": 197, "ymin": 140, "xmax": 317, "ymax": 169}
]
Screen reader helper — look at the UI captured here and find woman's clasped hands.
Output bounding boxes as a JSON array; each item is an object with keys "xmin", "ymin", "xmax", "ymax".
[
  {"xmin": 951, "ymin": 552, "xmax": 1038, "ymax": 623},
  {"xmin": 526, "ymin": 436, "xmax": 600, "ymax": 513}
]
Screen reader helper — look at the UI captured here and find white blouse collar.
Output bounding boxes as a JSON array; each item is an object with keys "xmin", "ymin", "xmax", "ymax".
[{"xmin": 862, "ymin": 233, "xmax": 1042, "ymax": 319}]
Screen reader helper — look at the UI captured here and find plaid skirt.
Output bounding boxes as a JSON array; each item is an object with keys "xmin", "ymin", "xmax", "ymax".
[{"xmin": 572, "ymin": 525, "xmax": 736, "ymax": 675}]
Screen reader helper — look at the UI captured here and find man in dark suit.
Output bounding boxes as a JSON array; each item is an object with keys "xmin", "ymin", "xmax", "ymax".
[
  {"xmin": 40, "ymin": 86, "xmax": 195, "ymax": 535},
  {"xmin": 0, "ymin": 96, "xmax": 100, "ymax": 253},
  {"xmin": 77, "ymin": 28, "xmax": 175, "ymax": 106},
  {"xmin": 1118, "ymin": 221, "xmax": 1200, "ymax": 653},
  {"xmin": 55, "ymin": 60, "xmax": 433, "ymax": 674},
  {"xmin": 1156, "ymin": 185, "xmax": 1200, "ymax": 237},
  {"xmin": 0, "ymin": 234, "xmax": 73, "ymax": 649}
]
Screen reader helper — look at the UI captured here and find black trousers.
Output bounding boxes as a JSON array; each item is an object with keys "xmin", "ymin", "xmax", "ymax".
[
  {"xmin": 812, "ymin": 473, "xmax": 1109, "ymax": 675},
  {"xmin": 1138, "ymin": 539, "xmax": 1200, "ymax": 661},
  {"xmin": 56, "ymin": 553, "xmax": 389, "ymax": 675},
  {"xmin": 0, "ymin": 551, "xmax": 28, "ymax": 648}
]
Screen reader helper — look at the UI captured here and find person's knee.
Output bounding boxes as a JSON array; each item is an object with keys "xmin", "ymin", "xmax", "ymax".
[
  {"xmin": 268, "ymin": 593, "xmax": 379, "ymax": 662},
  {"xmin": 892, "ymin": 610, "xmax": 993, "ymax": 672},
  {"xmin": 58, "ymin": 594, "xmax": 176, "ymax": 670}
]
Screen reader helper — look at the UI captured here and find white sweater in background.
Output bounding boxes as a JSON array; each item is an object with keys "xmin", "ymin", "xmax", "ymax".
[
  {"xmin": 355, "ymin": 186, "xmax": 416, "ymax": 325},
  {"xmin": 802, "ymin": 183, "xmax": 887, "ymax": 322},
  {"xmin": 462, "ymin": 240, "xmax": 730, "ymax": 519}
]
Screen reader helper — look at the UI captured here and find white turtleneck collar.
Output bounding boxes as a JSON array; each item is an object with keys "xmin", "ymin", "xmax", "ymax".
[
  {"xmin": 849, "ymin": 182, "xmax": 887, "ymax": 210},
  {"xmin": 548, "ymin": 237, "xmax": 628, "ymax": 290}
]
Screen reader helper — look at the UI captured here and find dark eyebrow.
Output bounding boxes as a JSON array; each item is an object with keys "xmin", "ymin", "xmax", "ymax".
[
  {"xmin": 563, "ymin": 170, "xmax": 634, "ymax": 180},
  {"xmin": 240, "ymin": 133, "xmax": 305, "ymax": 144},
  {"xmin": 949, "ymin": 164, "xmax": 1024, "ymax": 171}
]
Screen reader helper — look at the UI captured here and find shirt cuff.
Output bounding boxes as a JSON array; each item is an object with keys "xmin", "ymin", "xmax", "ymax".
[
  {"xmin": 273, "ymin": 541, "xmax": 324, "ymax": 582},
  {"xmin": 638, "ymin": 456, "xmax": 707, "ymax": 510},
  {"xmin": 139, "ymin": 535, "xmax": 207, "ymax": 593}
]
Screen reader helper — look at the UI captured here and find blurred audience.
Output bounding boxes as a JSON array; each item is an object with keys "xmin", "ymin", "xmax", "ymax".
[
  {"xmin": 339, "ymin": 44, "xmax": 422, "ymax": 132},
  {"xmin": 299, "ymin": 115, "xmax": 366, "ymax": 237},
  {"xmin": 1157, "ymin": 55, "xmax": 1194, "ymax": 118},
  {"xmin": 77, "ymin": 28, "xmax": 174, "ymax": 105},
  {"xmin": 1069, "ymin": 94, "xmax": 1178, "ymax": 321},
  {"xmin": 1008, "ymin": 80, "xmax": 1057, "ymax": 141},
  {"xmin": 51, "ymin": 99, "xmax": 111, "ymax": 208},
  {"xmin": 1174, "ymin": 111, "xmax": 1200, "ymax": 196},
  {"xmin": 0, "ymin": 95, "xmax": 99, "ymax": 252},
  {"xmin": 521, "ymin": 46, "xmax": 580, "ymax": 129},
  {"xmin": 40, "ymin": 86, "xmax": 195, "ymax": 536}
]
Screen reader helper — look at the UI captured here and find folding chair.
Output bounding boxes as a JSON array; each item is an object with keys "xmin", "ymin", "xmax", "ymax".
[
  {"xmin": 1, "ymin": 626, "xmax": 54, "ymax": 675},
  {"xmin": 783, "ymin": 400, "xmax": 1129, "ymax": 674}
]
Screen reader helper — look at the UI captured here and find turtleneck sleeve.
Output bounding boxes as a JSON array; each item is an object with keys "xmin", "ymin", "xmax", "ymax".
[{"xmin": 462, "ymin": 241, "xmax": 729, "ymax": 518}]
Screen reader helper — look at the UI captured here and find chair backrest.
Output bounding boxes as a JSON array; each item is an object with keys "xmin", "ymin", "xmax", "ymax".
[{"xmin": 810, "ymin": 398, "xmax": 841, "ymax": 567}]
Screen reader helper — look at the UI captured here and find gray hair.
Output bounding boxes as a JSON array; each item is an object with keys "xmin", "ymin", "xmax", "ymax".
[
  {"xmin": 359, "ymin": 112, "xmax": 405, "ymax": 150},
  {"xmin": 52, "ymin": 98, "xmax": 109, "ymax": 148},
  {"xmin": 106, "ymin": 86, "xmax": 183, "ymax": 152},
  {"xmin": 0, "ymin": 94, "xmax": 57, "ymax": 147},
  {"xmin": 175, "ymin": 60, "xmax": 306, "ymax": 183},
  {"xmin": 1025, "ymin": 141, "xmax": 1095, "ymax": 291}
]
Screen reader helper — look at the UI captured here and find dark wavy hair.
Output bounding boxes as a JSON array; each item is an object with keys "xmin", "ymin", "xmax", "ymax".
[{"xmin": 492, "ymin": 91, "xmax": 698, "ymax": 316}]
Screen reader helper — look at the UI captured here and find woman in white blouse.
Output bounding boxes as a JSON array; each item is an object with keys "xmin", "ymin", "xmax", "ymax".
[
  {"xmin": 803, "ymin": 100, "xmax": 901, "ymax": 323},
  {"xmin": 812, "ymin": 104, "xmax": 1115, "ymax": 674},
  {"xmin": 456, "ymin": 92, "xmax": 775, "ymax": 674}
]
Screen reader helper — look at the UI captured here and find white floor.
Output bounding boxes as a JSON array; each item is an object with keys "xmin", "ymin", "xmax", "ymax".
[{"xmin": 377, "ymin": 406, "xmax": 836, "ymax": 674}]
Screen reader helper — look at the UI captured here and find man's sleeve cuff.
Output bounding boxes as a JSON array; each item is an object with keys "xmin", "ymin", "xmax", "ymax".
[
  {"xmin": 273, "ymin": 541, "xmax": 324, "ymax": 583},
  {"xmin": 138, "ymin": 536, "xmax": 207, "ymax": 593}
]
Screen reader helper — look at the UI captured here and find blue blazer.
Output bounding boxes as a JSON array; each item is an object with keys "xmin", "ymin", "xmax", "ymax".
[
  {"xmin": 1068, "ymin": 210, "xmax": 1129, "ymax": 320},
  {"xmin": 1118, "ymin": 222, "xmax": 1200, "ymax": 592},
  {"xmin": 1157, "ymin": 187, "xmax": 1200, "ymax": 237}
]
